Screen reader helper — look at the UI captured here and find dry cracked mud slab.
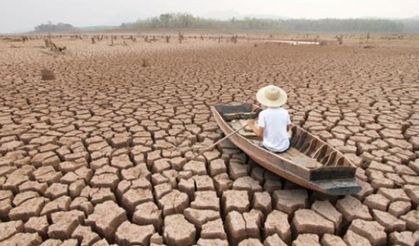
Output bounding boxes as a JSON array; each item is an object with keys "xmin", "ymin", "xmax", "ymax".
[
  {"xmin": 163, "ymin": 214, "xmax": 196, "ymax": 246},
  {"xmin": 0, "ymin": 36, "xmax": 418, "ymax": 245},
  {"xmin": 85, "ymin": 201, "xmax": 126, "ymax": 241}
]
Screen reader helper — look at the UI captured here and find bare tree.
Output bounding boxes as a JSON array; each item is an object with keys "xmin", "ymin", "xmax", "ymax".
[
  {"xmin": 336, "ymin": 34, "xmax": 343, "ymax": 45},
  {"xmin": 231, "ymin": 35, "xmax": 238, "ymax": 43},
  {"xmin": 178, "ymin": 32, "xmax": 184, "ymax": 44}
]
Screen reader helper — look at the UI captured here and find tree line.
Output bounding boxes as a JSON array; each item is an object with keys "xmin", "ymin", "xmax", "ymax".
[
  {"xmin": 120, "ymin": 13, "xmax": 419, "ymax": 33},
  {"xmin": 33, "ymin": 14, "xmax": 419, "ymax": 33},
  {"xmin": 34, "ymin": 22, "xmax": 76, "ymax": 32}
]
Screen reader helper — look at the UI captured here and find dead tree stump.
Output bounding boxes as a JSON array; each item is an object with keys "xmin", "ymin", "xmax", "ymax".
[
  {"xmin": 141, "ymin": 59, "xmax": 150, "ymax": 67},
  {"xmin": 41, "ymin": 69, "xmax": 55, "ymax": 80}
]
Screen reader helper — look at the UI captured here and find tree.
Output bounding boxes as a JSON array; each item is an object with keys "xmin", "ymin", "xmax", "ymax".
[{"xmin": 34, "ymin": 22, "xmax": 76, "ymax": 32}]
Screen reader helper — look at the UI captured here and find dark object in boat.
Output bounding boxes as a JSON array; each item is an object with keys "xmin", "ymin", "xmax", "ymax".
[{"xmin": 211, "ymin": 103, "xmax": 361, "ymax": 196}]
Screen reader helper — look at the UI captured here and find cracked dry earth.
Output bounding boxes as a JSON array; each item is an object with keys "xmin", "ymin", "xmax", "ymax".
[{"xmin": 0, "ymin": 37, "xmax": 418, "ymax": 246}]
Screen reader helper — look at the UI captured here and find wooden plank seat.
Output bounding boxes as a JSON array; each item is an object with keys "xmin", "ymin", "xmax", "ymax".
[{"xmin": 251, "ymin": 139, "xmax": 322, "ymax": 169}]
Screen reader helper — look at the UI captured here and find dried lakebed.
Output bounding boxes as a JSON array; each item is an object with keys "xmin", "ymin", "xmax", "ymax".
[{"xmin": 0, "ymin": 37, "xmax": 418, "ymax": 245}]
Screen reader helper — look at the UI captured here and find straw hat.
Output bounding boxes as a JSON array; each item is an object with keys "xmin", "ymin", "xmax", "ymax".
[{"xmin": 256, "ymin": 85, "xmax": 287, "ymax": 108}]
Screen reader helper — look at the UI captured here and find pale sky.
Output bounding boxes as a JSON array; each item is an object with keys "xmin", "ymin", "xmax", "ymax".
[{"xmin": 0, "ymin": 0, "xmax": 418, "ymax": 33}]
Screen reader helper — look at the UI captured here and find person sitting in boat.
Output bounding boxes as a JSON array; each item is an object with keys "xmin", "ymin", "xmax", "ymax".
[{"xmin": 250, "ymin": 85, "xmax": 291, "ymax": 153}]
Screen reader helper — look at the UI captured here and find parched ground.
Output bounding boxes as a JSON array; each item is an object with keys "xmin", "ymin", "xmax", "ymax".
[{"xmin": 0, "ymin": 36, "xmax": 418, "ymax": 246}]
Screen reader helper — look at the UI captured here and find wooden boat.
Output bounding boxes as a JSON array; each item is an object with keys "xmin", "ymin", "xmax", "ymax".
[{"xmin": 211, "ymin": 103, "xmax": 361, "ymax": 196}]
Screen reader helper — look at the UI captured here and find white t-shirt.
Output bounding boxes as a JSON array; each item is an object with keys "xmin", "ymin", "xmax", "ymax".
[{"xmin": 257, "ymin": 108, "xmax": 291, "ymax": 152}]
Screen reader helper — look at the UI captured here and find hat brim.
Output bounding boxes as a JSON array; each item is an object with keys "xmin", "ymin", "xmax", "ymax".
[{"xmin": 256, "ymin": 86, "xmax": 287, "ymax": 108}]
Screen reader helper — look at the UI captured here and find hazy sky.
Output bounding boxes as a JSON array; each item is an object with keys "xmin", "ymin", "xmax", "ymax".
[{"xmin": 1, "ymin": 0, "xmax": 418, "ymax": 33}]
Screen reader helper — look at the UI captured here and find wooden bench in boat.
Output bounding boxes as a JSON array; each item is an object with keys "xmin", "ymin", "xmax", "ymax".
[
  {"xmin": 251, "ymin": 139, "xmax": 323, "ymax": 169},
  {"xmin": 230, "ymin": 119, "xmax": 257, "ymax": 137},
  {"xmin": 223, "ymin": 112, "xmax": 258, "ymax": 121},
  {"xmin": 277, "ymin": 148, "xmax": 323, "ymax": 169}
]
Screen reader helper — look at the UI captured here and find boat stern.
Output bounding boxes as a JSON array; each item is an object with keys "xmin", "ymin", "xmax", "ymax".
[{"xmin": 313, "ymin": 178, "xmax": 361, "ymax": 196}]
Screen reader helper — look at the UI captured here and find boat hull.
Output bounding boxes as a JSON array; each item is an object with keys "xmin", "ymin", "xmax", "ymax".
[{"xmin": 211, "ymin": 104, "xmax": 361, "ymax": 196}]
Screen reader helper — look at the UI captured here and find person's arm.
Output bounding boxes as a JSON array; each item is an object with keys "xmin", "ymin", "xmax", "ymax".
[
  {"xmin": 250, "ymin": 112, "xmax": 265, "ymax": 138},
  {"xmin": 250, "ymin": 120, "xmax": 264, "ymax": 137}
]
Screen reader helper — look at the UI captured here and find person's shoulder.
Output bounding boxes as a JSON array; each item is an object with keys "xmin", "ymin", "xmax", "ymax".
[
  {"xmin": 278, "ymin": 108, "xmax": 290, "ymax": 117},
  {"xmin": 280, "ymin": 108, "xmax": 289, "ymax": 114},
  {"xmin": 259, "ymin": 109, "xmax": 268, "ymax": 116}
]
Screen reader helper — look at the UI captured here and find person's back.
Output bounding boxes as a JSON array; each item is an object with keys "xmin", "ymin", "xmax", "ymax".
[
  {"xmin": 251, "ymin": 84, "xmax": 291, "ymax": 153},
  {"xmin": 258, "ymin": 107, "xmax": 291, "ymax": 152}
]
